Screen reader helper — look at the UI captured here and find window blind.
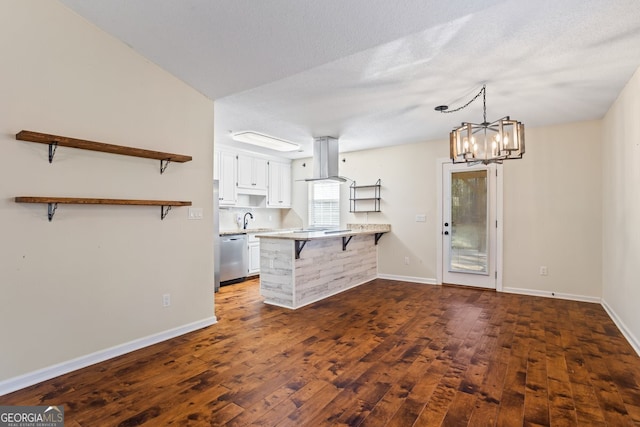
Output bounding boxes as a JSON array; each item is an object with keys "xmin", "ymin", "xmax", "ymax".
[{"xmin": 308, "ymin": 181, "xmax": 340, "ymax": 228}]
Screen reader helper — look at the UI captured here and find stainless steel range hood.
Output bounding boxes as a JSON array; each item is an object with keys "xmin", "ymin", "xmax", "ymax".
[{"xmin": 305, "ymin": 136, "xmax": 347, "ymax": 182}]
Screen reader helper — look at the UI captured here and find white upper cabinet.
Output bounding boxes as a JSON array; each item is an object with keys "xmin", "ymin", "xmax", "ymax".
[
  {"xmin": 213, "ymin": 150, "xmax": 220, "ymax": 180},
  {"xmin": 237, "ymin": 154, "xmax": 267, "ymax": 194},
  {"xmin": 217, "ymin": 150, "xmax": 237, "ymax": 206},
  {"xmin": 216, "ymin": 147, "xmax": 290, "ymax": 208},
  {"xmin": 267, "ymin": 161, "xmax": 291, "ymax": 208}
]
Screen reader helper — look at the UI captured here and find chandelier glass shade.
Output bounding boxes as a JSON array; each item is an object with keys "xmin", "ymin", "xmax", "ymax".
[{"xmin": 439, "ymin": 85, "xmax": 525, "ymax": 165}]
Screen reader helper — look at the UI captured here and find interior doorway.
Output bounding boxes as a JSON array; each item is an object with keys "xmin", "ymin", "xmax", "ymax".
[{"xmin": 437, "ymin": 160, "xmax": 503, "ymax": 290}]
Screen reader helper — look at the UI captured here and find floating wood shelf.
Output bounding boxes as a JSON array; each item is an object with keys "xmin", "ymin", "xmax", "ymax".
[
  {"xmin": 16, "ymin": 130, "xmax": 192, "ymax": 173},
  {"xmin": 15, "ymin": 197, "xmax": 192, "ymax": 221}
]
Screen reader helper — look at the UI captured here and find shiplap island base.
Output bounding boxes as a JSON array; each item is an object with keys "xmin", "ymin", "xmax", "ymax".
[{"xmin": 257, "ymin": 224, "xmax": 390, "ymax": 309}]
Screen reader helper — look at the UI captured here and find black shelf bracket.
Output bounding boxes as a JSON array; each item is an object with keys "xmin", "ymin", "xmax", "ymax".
[
  {"xmin": 342, "ymin": 235, "xmax": 353, "ymax": 251},
  {"xmin": 375, "ymin": 232, "xmax": 385, "ymax": 245},
  {"xmin": 295, "ymin": 240, "xmax": 308, "ymax": 259},
  {"xmin": 160, "ymin": 159, "xmax": 171, "ymax": 174},
  {"xmin": 47, "ymin": 203, "xmax": 58, "ymax": 221},
  {"xmin": 48, "ymin": 142, "xmax": 58, "ymax": 163},
  {"xmin": 161, "ymin": 205, "xmax": 172, "ymax": 220}
]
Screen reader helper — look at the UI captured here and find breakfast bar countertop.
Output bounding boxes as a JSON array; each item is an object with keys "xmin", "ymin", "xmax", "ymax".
[
  {"xmin": 255, "ymin": 224, "xmax": 391, "ymax": 240},
  {"xmin": 257, "ymin": 223, "xmax": 390, "ymax": 309},
  {"xmin": 219, "ymin": 227, "xmax": 298, "ymax": 236}
]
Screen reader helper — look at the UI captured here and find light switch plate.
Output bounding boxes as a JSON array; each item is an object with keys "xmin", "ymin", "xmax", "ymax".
[
  {"xmin": 188, "ymin": 207, "xmax": 203, "ymax": 220},
  {"xmin": 415, "ymin": 214, "xmax": 426, "ymax": 222}
]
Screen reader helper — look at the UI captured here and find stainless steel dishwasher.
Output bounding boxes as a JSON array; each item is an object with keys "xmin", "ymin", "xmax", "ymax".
[{"xmin": 219, "ymin": 234, "xmax": 247, "ymax": 284}]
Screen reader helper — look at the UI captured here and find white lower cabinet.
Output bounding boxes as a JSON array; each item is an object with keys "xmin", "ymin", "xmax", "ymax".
[{"xmin": 248, "ymin": 233, "xmax": 260, "ymax": 275}]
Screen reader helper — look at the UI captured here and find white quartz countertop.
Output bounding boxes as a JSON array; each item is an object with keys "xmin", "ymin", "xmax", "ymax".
[{"xmin": 256, "ymin": 224, "xmax": 391, "ymax": 240}]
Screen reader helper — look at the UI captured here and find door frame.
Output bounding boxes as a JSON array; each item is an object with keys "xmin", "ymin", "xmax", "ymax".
[{"xmin": 436, "ymin": 158, "xmax": 504, "ymax": 291}]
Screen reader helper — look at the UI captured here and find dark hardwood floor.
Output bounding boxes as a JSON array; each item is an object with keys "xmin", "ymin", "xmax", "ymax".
[{"xmin": 2, "ymin": 278, "xmax": 640, "ymax": 426}]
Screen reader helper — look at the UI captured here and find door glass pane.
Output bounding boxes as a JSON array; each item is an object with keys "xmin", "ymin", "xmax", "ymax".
[{"xmin": 449, "ymin": 170, "xmax": 488, "ymax": 274}]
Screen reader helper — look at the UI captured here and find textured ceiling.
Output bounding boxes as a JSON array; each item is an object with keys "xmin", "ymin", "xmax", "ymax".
[{"xmin": 60, "ymin": 0, "xmax": 640, "ymax": 158}]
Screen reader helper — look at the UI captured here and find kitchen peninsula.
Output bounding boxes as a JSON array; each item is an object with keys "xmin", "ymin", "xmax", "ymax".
[{"xmin": 257, "ymin": 224, "xmax": 390, "ymax": 309}]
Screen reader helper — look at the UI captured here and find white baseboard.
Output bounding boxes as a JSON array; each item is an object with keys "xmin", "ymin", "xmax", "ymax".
[
  {"xmin": 266, "ymin": 274, "xmax": 438, "ymax": 309},
  {"xmin": 0, "ymin": 316, "xmax": 217, "ymax": 397},
  {"xmin": 502, "ymin": 286, "xmax": 601, "ymax": 303},
  {"xmin": 377, "ymin": 274, "xmax": 438, "ymax": 285},
  {"xmin": 501, "ymin": 287, "xmax": 640, "ymax": 355},
  {"xmin": 601, "ymin": 299, "xmax": 640, "ymax": 357}
]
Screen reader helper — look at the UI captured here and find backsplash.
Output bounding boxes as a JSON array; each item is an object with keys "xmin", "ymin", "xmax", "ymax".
[{"xmin": 219, "ymin": 207, "xmax": 298, "ymax": 231}]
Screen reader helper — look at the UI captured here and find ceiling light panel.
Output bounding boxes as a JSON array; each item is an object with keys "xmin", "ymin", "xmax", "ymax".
[{"xmin": 232, "ymin": 131, "xmax": 300, "ymax": 152}]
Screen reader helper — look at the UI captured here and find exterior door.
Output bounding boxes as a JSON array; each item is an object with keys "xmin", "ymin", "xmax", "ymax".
[{"xmin": 442, "ymin": 162, "xmax": 498, "ymax": 288}]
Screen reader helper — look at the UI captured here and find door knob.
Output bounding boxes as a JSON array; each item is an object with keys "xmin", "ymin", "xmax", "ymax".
[
  {"xmin": 444, "ymin": 222, "xmax": 449, "ymax": 227},
  {"xmin": 444, "ymin": 231, "xmax": 449, "ymax": 235}
]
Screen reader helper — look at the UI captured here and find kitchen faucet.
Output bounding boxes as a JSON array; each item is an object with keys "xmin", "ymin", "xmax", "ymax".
[{"xmin": 243, "ymin": 212, "xmax": 254, "ymax": 229}]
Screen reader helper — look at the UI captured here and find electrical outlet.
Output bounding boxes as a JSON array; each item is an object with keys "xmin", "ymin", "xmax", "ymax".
[
  {"xmin": 415, "ymin": 214, "xmax": 426, "ymax": 222},
  {"xmin": 404, "ymin": 256, "xmax": 410, "ymax": 265},
  {"xmin": 162, "ymin": 294, "xmax": 171, "ymax": 307},
  {"xmin": 539, "ymin": 266, "xmax": 548, "ymax": 276},
  {"xmin": 269, "ymin": 259, "xmax": 274, "ymax": 269}
]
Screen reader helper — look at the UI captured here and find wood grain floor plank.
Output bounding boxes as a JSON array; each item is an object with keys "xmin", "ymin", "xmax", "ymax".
[
  {"xmin": 360, "ymin": 353, "xmax": 437, "ymax": 426},
  {"xmin": 276, "ymin": 381, "xmax": 342, "ymax": 426},
  {"xmin": 2, "ymin": 279, "xmax": 640, "ymax": 426},
  {"xmin": 523, "ymin": 305, "xmax": 550, "ymax": 427}
]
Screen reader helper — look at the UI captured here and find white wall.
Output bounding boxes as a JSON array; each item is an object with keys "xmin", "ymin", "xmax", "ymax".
[
  {"xmin": 291, "ymin": 140, "xmax": 447, "ymax": 281},
  {"xmin": 291, "ymin": 120, "xmax": 603, "ymax": 298},
  {"xmin": 0, "ymin": 1, "xmax": 215, "ymax": 386},
  {"xmin": 602, "ymin": 66, "xmax": 640, "ymax": 351},
  {"xmin": 336, "ymin": 142, "xmax": 446, "ymax": 282},
  {"xmin": 503, "ymin": 121, "xmax": 602, "ymax": 299}
]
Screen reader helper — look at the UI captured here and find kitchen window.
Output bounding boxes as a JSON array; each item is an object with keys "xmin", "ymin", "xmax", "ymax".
[{"xmin": 308, "ymin": 181, "xmax": 340, "ymax": 228}]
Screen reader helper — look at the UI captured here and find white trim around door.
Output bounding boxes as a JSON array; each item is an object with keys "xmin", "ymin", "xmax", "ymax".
[{"xmin": 436, "ymin": 158, "xmax": 503, "ymax": 291}]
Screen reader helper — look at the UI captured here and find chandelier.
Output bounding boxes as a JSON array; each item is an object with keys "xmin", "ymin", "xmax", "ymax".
[{"xmin": 436, "ymin": 85, "xmax": 525, "ymax": 165}]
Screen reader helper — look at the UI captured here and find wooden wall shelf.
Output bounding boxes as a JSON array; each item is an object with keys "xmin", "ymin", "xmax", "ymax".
[
  {"xmin": 15, "ymin": 196, "xmax": 192, "ymax": 221},
  {"xmin": 16, "ymin": 130, "xmax": 192, "ymax": 173}
]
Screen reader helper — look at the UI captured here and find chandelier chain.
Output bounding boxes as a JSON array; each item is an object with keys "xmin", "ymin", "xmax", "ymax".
[{"xmin": 439, "ymin": 85, "xmax": 487, "ymax": 122}]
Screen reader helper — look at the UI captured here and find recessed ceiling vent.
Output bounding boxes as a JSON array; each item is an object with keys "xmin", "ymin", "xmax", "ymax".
[{"xmin": 305, "ymin": 136, "xmax": 347, "ymax": 182}]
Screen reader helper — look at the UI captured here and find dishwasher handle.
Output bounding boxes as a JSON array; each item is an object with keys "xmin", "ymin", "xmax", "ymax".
[{"xmin": 221, "ymin": 235, "xmax": 247, "ymax": 242}]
